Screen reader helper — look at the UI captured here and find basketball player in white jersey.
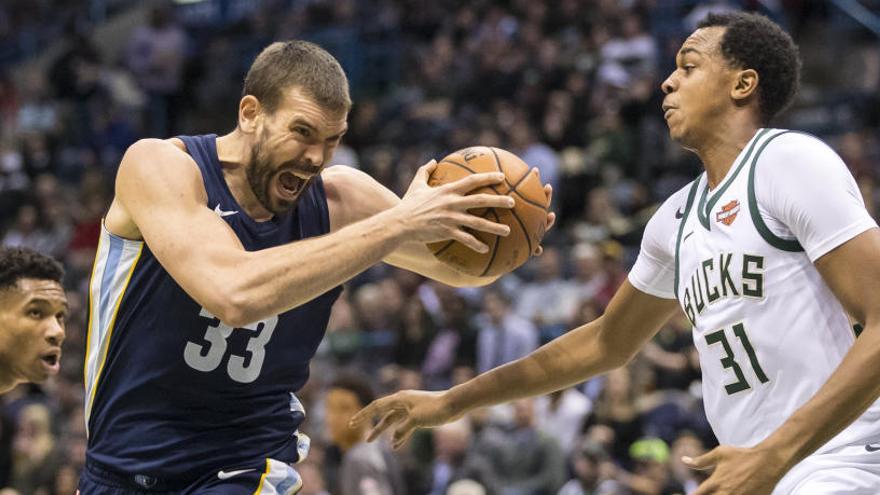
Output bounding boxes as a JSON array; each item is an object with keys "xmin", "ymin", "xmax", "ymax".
[{"xmin": 352, "ymin": 12, "xmax": 880, "ymax": 494}]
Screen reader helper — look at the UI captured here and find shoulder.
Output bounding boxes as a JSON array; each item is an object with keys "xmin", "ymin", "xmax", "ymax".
[
  {"xmin": 322, "ymin": 165, "xmax": 376, "ymax": 200},
  {"xmin": 323, "ymin": 165, "xmax": 399, "ymax": 231},
  {"xmin": 753, "ymin": 130, "xmax": 846, "ymax": 175},
  {"xmin": 119, "ymin": 138, "xmax": 200, "ymax": 180}
]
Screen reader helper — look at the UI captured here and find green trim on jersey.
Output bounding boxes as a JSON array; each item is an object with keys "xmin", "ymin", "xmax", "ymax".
[
  {"xmin": 747, "ymin": 130, "xmax": 805, "ymax": 252},
  {"xmin": 697, "ymin": 128, "xmax": 770, "ymax": 230},
  {"xmin": 674, "ymin": 178, "xmax": 702, "ymax": 299}
]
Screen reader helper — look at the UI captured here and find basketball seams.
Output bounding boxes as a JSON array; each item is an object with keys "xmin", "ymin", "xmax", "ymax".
[
  {"xmin": 489, "ymin": 147, "xmax": 527, "ymax": 190},
  {"xmin": 506, "ymin": 208, "xmax": 533, "ymax": 256},
  {"xmin": 439, "ymin": 159, "xmax": 509, "ymax": 195},
  {"xmin": 479, "ymin": 209, "xmax": 502, "ymax": 277},
  {"xmin": 510, "ymin": 188, "xmax": 547, "ymax": 210}
]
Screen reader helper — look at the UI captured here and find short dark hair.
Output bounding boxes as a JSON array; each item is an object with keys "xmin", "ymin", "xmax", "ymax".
[
  {"xmin": 0, "ymin": 247, "xmax": 64, "ymax": 292},
  {"xmin": 242, "ymin": 40, "xmax": 351, "ymax": 115},
  {"xmin": 330, "ymin": 372, "xmax": 375, "ymax": 408},
  {"xmin": 698, "ymin": 12, "xmax": 800, "ymax": 124}
]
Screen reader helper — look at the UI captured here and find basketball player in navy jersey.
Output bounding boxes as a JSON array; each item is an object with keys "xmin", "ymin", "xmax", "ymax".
[
  {"xmin": 78, "ymin": 41, "xmax": 552, "ymax": 494},
  {"xmin": 0, "ymin": 247, "xmax": 66, "ymax": 394}
]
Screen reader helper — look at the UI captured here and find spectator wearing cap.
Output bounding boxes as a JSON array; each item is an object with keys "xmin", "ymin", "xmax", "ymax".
[{"xmin": 557, "ymin": 439, "xmax": 620, "ymax": 495}]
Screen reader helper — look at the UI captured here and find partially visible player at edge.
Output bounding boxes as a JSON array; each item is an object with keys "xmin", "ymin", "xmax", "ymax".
[
  {"xmin": 79, "ymin": 41, "xmax": 553, "ymax": 494},
  {"xmin": 0, "ymin": 247, "xmax": 67, "ymax": 394},
  {"xmin": 353, "ymin": 12, "xmax": 880, "ymax": 495}
]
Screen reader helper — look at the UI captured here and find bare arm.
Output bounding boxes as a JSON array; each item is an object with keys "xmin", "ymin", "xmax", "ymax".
[
  {"xmin": 111, "ymin": 140, "xmax": 512, "ymax": 326},
  {"xmin": 758, "ymin": 228, "xmax": 880, "ymax": 469},
  {"xmin": 351, "ymin": 280, "xmax": 680, "ymax": 448},
  {"xmin": 443, "ymin": 280, "xmax": 679, "ymax": 414},
  {"xmin": 324, "ymin": 165, "xmax": 553, "ymax": 287}
]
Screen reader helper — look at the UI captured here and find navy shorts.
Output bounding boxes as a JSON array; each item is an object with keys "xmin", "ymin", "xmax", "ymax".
[{"xmin": 77, "ymin": 458, "xmax": 302, "ymax": 495}]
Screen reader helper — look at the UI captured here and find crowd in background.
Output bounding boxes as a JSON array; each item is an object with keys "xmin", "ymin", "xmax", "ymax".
[{"xmin": 0, "ymin": 0, "xmax": 878, "ymax": 494}]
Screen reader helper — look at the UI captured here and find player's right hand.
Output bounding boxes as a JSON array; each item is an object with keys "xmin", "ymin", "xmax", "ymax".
[
  {"xmin": 394, "ymin": 160, "xmax": 514, "ymax": 253},
  {"xmin": 349, "ymin": 390, "xmax": 459, "ymax": 450}
]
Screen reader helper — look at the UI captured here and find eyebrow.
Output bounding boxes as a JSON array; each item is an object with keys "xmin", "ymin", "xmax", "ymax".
[
  {"xmin": 27, "ymin": 297, "xmax": 69, "ymax": 311},
  {"xmin": 290, "ymin": 118, "xmax": 348, "ymax": 141},
  {"xmin": 678, "ymin": 47, "xmax": 702, "ymax": 58}
]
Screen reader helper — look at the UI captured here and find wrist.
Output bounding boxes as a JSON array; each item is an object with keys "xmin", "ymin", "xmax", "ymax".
[
  {"xmin": 370, "ymin": 207, "xmax": 409, "ymax": 247},
  {"xmin": 754, "ymin": 435, "xmax": 803, "ymax": 474}
]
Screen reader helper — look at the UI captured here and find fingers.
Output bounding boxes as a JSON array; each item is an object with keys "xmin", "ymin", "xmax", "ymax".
[
  {"xmin": 543, "ymin": 182, "xmax": 553, "ymax": 204},
  {"xmin": 546, "ymin": 211, "xmax": 556, "ymax": 232},
  {"xmin": 450, "ymin": 229, "xmax": 489, "ymax": 253},
  {"xmin": 413, "ymin": 160, "xmax": 438, "ymax": 184},
  {"xmin": 392, "ymin": 420, "xmax": 417, "ymax": 450},
  {"xmin": 455, "ymin": 193, "xmax": 515, "ymax": 210},
  {"xmin": 683, "ymin": 448, "xmax": 720, "ymax": 471},
  {"xmin": 367, "ymin": 409, "xmax": 403, "ymax": 442},
  {"xmin": 454, "ymin": 213, "xmax": 510, "ymax": 237},
  {"xmin": 691, "ymin": 477, "xmax": 719, "ymax": 495},
  {"xmin": 350, "ymin": 397, "xmax": 387, "ymax": 430},
  {"xmin": 444, "ymin": 172, "xmax": 506, "ymax": 194}
]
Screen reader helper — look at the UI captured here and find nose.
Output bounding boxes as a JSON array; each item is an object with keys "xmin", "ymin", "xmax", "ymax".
[
  {"xmin": 45, "ymin": 320, "xmax": 65, "ymax": 347},
  {"xmin": 303, "ymin": 143, "xmax": 325, "ymax": 169},
  {"xmin": 661, "ymin": 71, "xmax": 676, "ymax": 94}
]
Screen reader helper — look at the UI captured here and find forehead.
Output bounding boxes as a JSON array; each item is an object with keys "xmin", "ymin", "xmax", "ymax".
[
  {"xmin": 275, "ymin": 87, "xmax": 348, "ymax": 132},
  {"xmin": 0, "ymin": 278, "xmax": 67, "ymax": 307},
  {"xmin": 680, "ymin": 26, "xmax": 726, "ymax": 57}
]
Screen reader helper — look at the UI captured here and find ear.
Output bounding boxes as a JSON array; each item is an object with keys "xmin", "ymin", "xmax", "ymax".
[
  {"xmin": 731, "ymin": 68, "xmax": 759, "ymax": 102},
  {"xmin": 238, "ymin": 95, "xmax": 262, "ymax": 134}
]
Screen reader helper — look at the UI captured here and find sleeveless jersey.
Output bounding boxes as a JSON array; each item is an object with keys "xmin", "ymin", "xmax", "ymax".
[
  {"xmin": 630, "ymin": 128, "xmax": 880, "ymax": 452},
  {"xmin": 83, "ymin": 134, "xmax": 342, "ymax": 478}
]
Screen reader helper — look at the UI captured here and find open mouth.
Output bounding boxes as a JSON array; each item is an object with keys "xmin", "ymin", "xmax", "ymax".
[
  {"xmin": 276, "ymin": 171, "xmax": 309, "ymax": 201},
  {"xmin": 39, "ymin": 351, "xmax": 61, "ymax": 374}
]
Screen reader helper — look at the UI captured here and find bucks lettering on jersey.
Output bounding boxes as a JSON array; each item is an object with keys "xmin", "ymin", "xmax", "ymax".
[{"xmin": 631, "ymin": 128, "xmax": 880, "ymax": 452}]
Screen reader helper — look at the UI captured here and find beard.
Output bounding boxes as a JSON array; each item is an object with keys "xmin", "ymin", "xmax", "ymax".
[{"xmin": 246, "ymin": 140, "xmax": 312, "ymax": 215}]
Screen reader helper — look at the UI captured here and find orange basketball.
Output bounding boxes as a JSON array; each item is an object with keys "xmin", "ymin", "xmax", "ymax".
[{"xmin": 427, "ymin": 146, "xmax": 549, "ymax": 277}]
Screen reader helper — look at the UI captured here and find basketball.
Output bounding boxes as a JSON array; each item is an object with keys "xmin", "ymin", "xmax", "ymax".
[{"xmin": 427, "ymin": 146, "xmax": 549, "ymax": 277}]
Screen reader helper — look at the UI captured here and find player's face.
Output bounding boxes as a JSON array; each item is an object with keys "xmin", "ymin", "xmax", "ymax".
[
  {"xmin": 324, "ymin": 388, "xmax": 362, "ymax": 447},
  {"xmin": 661, "ymin": 27, "xmax": 740, "ymax": 147},
  {"xmin": 248, "ymin": 87, "xmax": 348, "ymax": 215},
  {"xmin": 0, "ymin": 279, "xmax": 67, "ymax": 387}
]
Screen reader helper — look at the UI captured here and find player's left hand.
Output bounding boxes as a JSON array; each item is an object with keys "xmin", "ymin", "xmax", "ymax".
[
  {"xmin": 686, "ymin": 445, "xmax": 787, "ymax": 495},
  {"xmin": 533, "ymin": 182, "xmax": 555, "ymax": 256}
]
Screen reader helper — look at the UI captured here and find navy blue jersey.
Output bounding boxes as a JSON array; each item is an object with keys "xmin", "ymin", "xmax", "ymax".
[{"xmin": 83, "ymin": 134, "xmax": 341, "ymax": 479}]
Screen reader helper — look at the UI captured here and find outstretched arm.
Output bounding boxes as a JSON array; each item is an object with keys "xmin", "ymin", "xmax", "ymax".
[
  {"xmin": 110, "ymin": 139, "xmax": 513, "ymax": 326},
  {"xmin": 351, "ymin": 280, "xmax": 680, "ymax": 448}
]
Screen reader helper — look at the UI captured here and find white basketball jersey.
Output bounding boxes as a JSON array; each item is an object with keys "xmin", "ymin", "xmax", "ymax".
[{"xmin": 630, "ymin": 128, "xmax": 880, "ymax": 452}]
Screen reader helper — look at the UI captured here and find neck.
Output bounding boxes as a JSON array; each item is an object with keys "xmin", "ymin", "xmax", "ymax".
[
  {"xmin": 690, "ymin": 116, "xmax": 761, "ymax": 189},
  {"xmin": 0, "ymin": 365, "xmax": 18, "ymax": 394},
  {"xmin": 215, "ymin": 129, "xmax": 274, "ymax": 221}
]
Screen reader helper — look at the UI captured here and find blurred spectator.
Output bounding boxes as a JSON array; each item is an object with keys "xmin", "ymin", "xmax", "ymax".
[
  {"xmin": 9, "ymin": 404, "xmax": 63, "ymax": 494},
  {"xmin": 126, "ymin": 2, "xmax": 187, "ymax": 137},
  {"xmin": 557, "ymin": 439, "xmax": 620, "ymax": 495},
  {"xmin": 515, "ymin": 247, "xmax": 577, "ymax": 335},
  {"xmin": 427, "ymin": 418, "xmax": 499, "ymax": 495},
  {"xmin": 324, "ymin": 373, "xmax": 406, "ymax": 495},
  {"xmin": 477, "ymin": 399, "xmax": 566, "ymax": 495},
  {"xmin": 475, "ymin": 289, "xmax": 538, "ymax": 374},
  {"xmin": 534, "ymin": 387, "xmax": 592, "ymax": 457}
]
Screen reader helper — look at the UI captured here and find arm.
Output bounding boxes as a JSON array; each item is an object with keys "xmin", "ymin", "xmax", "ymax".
[
  {"xmin": 351, "ymin": 280, "xmax": 680, "ymax": 448},
  {"xmin": 111, "ymin": 140, "xmax": 512, "ymax": 326},
  {"xmin": 324, "ymin": 165, "xmax": 553, "ymax": 288},
  {"xmin": 760, "ymin": 228, "xmax": 880, "ymax": 468}
]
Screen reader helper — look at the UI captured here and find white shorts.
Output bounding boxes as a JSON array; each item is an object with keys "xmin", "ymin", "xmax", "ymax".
[{"xmin": 774, "ymin": 443, "xmax": 880, "ymax": 494}]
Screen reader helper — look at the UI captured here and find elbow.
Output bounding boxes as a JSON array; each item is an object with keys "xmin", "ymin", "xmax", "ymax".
[{"xmin": 204, "ymin": 292, "xmax": 251, "ymax": 328}]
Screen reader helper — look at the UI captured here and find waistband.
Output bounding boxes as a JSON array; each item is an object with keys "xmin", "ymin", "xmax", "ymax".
[{"xmin": 85, "ymin": 459, "xmax": 201, "ymax": 492}]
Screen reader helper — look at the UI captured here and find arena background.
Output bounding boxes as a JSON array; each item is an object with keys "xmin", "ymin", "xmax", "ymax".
[{"xmin": 0, "ymin": 0, "xmax": 878, "ymax": 494}]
